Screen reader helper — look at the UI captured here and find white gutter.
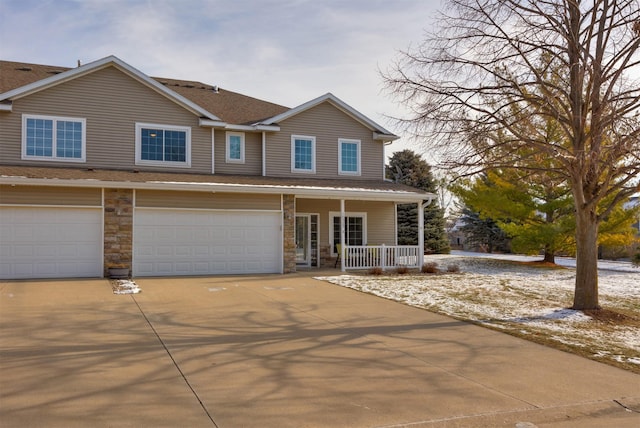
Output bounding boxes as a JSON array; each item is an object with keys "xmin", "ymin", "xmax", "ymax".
[
  {"xmin": 0, "ymin": 176, "xmax": 434, "ymax": 204},
  {"xmin": 199, "ymin": 119, "xmax": 227, "ymax": 128},
  {"xmin": 373, "ymin": 132, "xmax": 400, "ymax": 142},
  {"xmin": 198, "ymin": 119, "xmax": 281, "ymax": 132}
]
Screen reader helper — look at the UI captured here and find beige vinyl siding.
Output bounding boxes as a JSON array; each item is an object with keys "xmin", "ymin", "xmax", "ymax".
[
  {"xmin": 265, "ymin": 102, "xmax": 385, "ymax": 180},
  {"xmin": 1, "ymin": 66, "xmax": 212, "ymax": 173},
  {"xmin": 295, "ymin": 199, "xmax": 396, "ymax": 247},
  {"xmin": 213, "ymin": 129, "xmax": 262, "ymax": 175},
  {"xmin": 0, "ymin": 185, "xmax": 102, "ymax": 206},
  {"xmin": 136, "ymin": 190, "xmax": 280, "ymax": 210}
]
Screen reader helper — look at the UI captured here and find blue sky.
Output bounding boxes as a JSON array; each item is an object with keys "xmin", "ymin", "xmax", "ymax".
[{"xmin": 0, "ymin": 0, "xmax": 441, "ymax": 156}]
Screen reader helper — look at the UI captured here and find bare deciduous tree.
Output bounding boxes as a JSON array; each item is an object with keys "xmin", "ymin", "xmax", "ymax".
[{"xmin": 384, "ymin": 0, "xmax": 640, "ymax": 310}]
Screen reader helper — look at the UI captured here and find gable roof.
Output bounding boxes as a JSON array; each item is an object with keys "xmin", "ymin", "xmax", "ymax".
[
  {"xmin": 0, "ymin": 58, "xmax": 291, "ymax": 125},
  {"xmin": 0, "ymin": 56, "xmax": 225, "ymax": 121},
  {"xmin": 0, "ymin": 57, "xmax": 397, "ymax": 139},
  {"xmin": 260, "ymin": 93, "xmax": 399, "ymax": 141},
  {"xmin": 159, "ymin": 77, "xmax": 289, "ymax": 125}
]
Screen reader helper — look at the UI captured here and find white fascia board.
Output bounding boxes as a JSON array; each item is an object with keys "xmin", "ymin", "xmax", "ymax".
[
  {"xmin": 198, "ymin": 120, "xmax": 281, "ymax": 132},
  {"xmin": 0, "ymin": 55, "xmax": 222, "ymax": 122},
  {"xmin": 0, "ymin": 103, "xmax": 11, "ymax": 112},
  {"xmin": 199, "ymin": 119, "xmax": 228, "ymax": 127},
  {"xmin": 224, "ymin": 124, "xmax": 257, "ymax": 131},
  {"xmin": 373, "ymin": 132, "xmax": 400, "ymax": 142},
  {"xmin": 260, "ymin": 92, "xmax": 398, "ymax": 137},
  {"xmin": 0, "ymin": 176, "xmax": 433, "ymax": 204},
  {"xmin": 226, "ymin": 124, "xmax": 281, "ymax": 132},
  {"xmin": 254, "ymin": 124, "xmax": 280, "ymax": 132}
]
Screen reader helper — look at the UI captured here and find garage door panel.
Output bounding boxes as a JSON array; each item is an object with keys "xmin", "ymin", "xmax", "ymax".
[
  {"xmin": 134, "ymin": 209, "xmax": 281, "ymax": 276},
  {"xmin": 0, "ymin": 207, "xmax": 102, "ymax": 279}
]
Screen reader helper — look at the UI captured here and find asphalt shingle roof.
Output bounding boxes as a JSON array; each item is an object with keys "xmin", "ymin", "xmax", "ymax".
[{"xmin": 0, "ymin": 60, "xmax": 289, "ymax": 125}]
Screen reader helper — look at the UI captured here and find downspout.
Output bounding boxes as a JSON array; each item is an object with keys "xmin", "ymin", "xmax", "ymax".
[
  {"xmin": 280, "ymin": 194, "xmax": 284, "ymax": 274},
  {"xmin": 418, "ymin": 200, "xmax": 424, "ymax": 267},
  {"xmin": 394, "ymin": 202, "xmax": 398, "ymax": 246},
  {"xmin": 340, "ymin": 199, "xmax": 346, "ymax": 272},
  {"xmin": 211, "ymin": 129, "xmax": 215, "ymax": 174},
  {"xmin": 383, "ymin": 140, "xmax": 392, "ymax": 180},
  {"xmin": 262, "ymin": 131, "xmax": 266, "ymax": 176}
]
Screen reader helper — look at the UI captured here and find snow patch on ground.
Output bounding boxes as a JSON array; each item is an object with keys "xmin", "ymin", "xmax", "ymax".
[
  {"xmin": 316, "ymin": 253, "xmax": 640, "ymax": 369},
  {"xmin": 112, "ymin": 279, "xmax": 141, "ymax": 295}
]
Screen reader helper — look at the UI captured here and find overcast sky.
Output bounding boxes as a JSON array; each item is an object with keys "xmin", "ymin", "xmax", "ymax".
[{"xmin": 0, "ymin": 0, "xmax": 442, "ymax": 158}]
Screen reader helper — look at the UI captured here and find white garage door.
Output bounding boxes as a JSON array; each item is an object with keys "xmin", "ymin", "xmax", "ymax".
[
  {"xmin": 0, "ymin": 207, "xmax": 102, "ymax": 279},
  {"xmin": 134, "ymin": 209, "xmax": 281, "ymax": 276}
]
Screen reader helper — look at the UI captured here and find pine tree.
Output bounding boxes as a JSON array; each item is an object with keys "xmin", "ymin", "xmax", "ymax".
[
  {"xmin": 458, "ymin": 208, "xmax": 511, "ymax": 253},
  {"xmin": 386, "ymin": 150, "xmax": 450, "ymax": 253}
]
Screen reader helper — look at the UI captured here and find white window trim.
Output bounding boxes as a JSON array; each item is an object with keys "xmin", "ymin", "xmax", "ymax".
[
  {"xmin": 225, "ymin": 131, "xmax": 245, "ymax": 164},
  {"xmin": 135, "ymin": 122, "xmax": 191, "ymax": 168},
  {"xmin": 21, "ymin": 114, "xmax": 87, "ymax": 162},
  {"xmin": 329, "ymin": 211, "xmax": 367, "ymax": 255},
  {"xmin": 291, "ymin": 135, "xmax": 316, "ymax": 173},
  {"xmin": 338, "ymin": 138, "xmax": 361, "ymax": 176}
]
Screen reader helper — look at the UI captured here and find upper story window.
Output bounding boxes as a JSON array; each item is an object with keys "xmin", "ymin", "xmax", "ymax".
[
  {"xmin": 135, "ymin": 123, "xmax": 191, "ymax": 168},
  {"xmin": 291, "ymin": 135, "xmax": 316, "ymax": 173},
  {"xmin": 226, "ymin": 131, "xmax": 245, "ymax": 163},
  {"xmin": 338, "ymin": 138, "xmax": 361, "ymax": 175},
  {"xmin": 22, "ymin": 114, "xmax": 86, "ymax": 162}
]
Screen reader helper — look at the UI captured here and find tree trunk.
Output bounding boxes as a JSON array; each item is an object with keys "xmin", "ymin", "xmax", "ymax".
[
  {"xmin": 573, "ymin": 206, "xmax": 600, "ymax": 310},
  {"xmin": 542, "ymin": 249, "xmax": 555, "ymax": 264}
]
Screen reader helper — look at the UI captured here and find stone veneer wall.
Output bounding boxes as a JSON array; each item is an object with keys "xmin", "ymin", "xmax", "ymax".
[
  {"xmin": 319, "ymin": 245, "xmax": 335, "ymax": 268},
  {"xmin": 103, "ymin": 188, "xmax": 133, "ymax": 275},
  {"xmin": 282, "ymin": 194, "xmax": 296, "ymax": 273}
]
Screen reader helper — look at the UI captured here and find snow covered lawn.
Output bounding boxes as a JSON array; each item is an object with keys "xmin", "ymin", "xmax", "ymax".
[{"xmin": 317, "ymin": 254, "xmax": 640, "ymax": 373}]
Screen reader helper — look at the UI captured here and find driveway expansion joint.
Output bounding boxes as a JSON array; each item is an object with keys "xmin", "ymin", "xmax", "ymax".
[{"xmin": 131, "ymin": 295, "xmax": 219, "ymax": 428}]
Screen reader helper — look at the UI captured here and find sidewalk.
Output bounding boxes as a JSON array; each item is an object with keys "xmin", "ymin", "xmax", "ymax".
[{"xmin": 1, "ymin": 274, "xmax": 639, "ymax": 427}]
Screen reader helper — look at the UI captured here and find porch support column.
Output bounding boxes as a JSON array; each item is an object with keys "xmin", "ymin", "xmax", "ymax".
[
  {"xmin": 418, "ymin": 200, "xmax": 424, "ymax": 268},
  {"xmin": 340, "ymin": 199, "xmax": 346, "ymax": 272}
]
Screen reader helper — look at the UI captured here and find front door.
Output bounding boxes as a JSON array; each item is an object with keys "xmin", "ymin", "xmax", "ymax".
[
  {"xmin": 295, "ymin": 214, "xmax": 318, "ymax": 267},
  {"xmin": 295, "ymin": 215, "xmax": 310, "ymax": 265}
]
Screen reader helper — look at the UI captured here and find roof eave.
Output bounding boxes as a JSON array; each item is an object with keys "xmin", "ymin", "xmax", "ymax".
[
  {"xmin": 0, "ymin": 176, "xmax": 433, "ymax": 203},
  {"xmin": 0, "ymin": 55, "xmax": 223, "ymax": 122},
  {"xmin": 373, "ymin": 132, "xmax": 400, "ymax": 142},
  {"xmin": 260, "ymin": 93, "xmax": 397, "ymax": 137},
  {"xmin": 198, "ymin": 118, "xmax": 281, "ymax": 132}
]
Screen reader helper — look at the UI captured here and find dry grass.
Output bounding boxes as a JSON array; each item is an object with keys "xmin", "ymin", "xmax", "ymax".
[{"xmin": 421, "ymin": 262, "xmax": 439, "ymax": 274}]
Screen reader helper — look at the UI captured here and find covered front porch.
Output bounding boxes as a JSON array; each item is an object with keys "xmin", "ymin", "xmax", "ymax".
[{"xmin": 293, "ymin": 196, "xmax": 430, "ymax": 272}]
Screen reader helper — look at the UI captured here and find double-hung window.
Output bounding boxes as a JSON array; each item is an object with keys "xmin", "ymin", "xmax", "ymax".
[
  {"xmin": 226, "ymin": 131, "xmax": 245, "ymax": 163},
  {"xmin": 135, "ymin": 123, "xmax": 191, "ymax": 167},
  {"xmin": 338, "ymin": 138, "xmax": 360, "ymax": 175},
  {"xmin": 330, "ymin": 212, "xmax": 367, "ymax": 254},
  {"xmin": 291, "ymin": 135, "xmax": 316, "ymax": 173},
  {"xmin": 22, "ymin": 114, "xmax": 86, "ymax": 162}
]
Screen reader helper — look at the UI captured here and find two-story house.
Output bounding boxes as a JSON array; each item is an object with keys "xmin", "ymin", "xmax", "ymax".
[{"xmin": 0, "ymin": 56, "xmax": 433, "ymax": 279}]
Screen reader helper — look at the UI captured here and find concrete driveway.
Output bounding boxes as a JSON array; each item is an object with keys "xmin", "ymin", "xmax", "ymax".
[{"xmin": 1, "ymin": 273, "xmax": 639, "ymax": 427}]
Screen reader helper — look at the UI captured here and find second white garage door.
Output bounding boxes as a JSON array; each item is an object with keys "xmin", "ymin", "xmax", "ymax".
[{"xmin": 133, "ymin": 209, "xmax": 281, "ymax": 276}]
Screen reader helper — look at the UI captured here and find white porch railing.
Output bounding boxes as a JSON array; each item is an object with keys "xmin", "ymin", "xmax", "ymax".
[{"xmin": 342, "ymin": 245, "xmax": 421, "ymax": 271}]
